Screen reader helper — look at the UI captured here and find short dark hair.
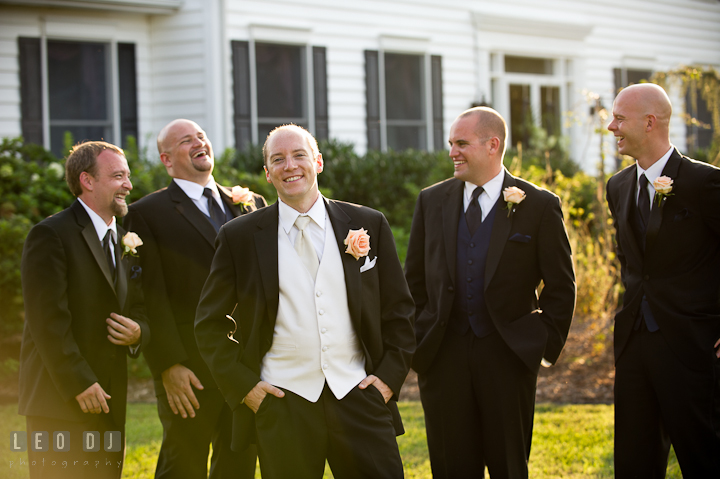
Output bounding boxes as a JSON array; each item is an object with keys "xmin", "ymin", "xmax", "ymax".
[{"xmin": 65, "ymin": 141, "xmax": 125, "ymax": 197}]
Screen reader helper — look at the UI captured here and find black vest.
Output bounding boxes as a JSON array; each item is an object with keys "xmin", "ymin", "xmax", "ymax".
[{"xmin": 449, "ymin": 198, "xmax": 500, "ymax": 337}]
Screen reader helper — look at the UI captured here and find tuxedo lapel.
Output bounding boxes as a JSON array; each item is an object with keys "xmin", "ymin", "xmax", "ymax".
[
  {"xmin": 115, "ymin": 226, "xmax": 128, "ymax": 310},
  {"xmin": 442, "ymin": 180, "xmax": 464, "ymax": 284},
  {"xmin": 326, "ymin": 200, "xmax": 362, "ymax": 330},
  {"xmin": 254, "ymin": 204, "xmax": 280, "ymax": 330},
  {"xmin": 615, "ymin": 165, "xmax": 644, "ymax": 261},
  {"xmin": 645, "ymin": 149, "xmax": 682, "ymax": 254},
  {"xmin": 75, "ymin": 201, "xmax": 116, "ymax": 292},
  {"xmin": 484, "ymin": 171, "xmax": 514, "ymax": 286},
  {"xmin": 168, "ymin": 181, "xmax": 217, "ymax": 247}
]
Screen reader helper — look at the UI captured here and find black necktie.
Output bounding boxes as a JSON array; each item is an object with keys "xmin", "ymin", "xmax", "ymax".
[
  {"xmin": 203, "ymin": 188, "xmax": 226, "ymax": 232},
  {"xmin": 637, "ymin": 174, "xmax": 650, "ymax": 235},
  {"xmin": 103, "ymin": 230, "xmax": 116, "ymax": 281},
  {"xmin": 465, "ymin": 187, "xmax": 483, "ymax": 235}
]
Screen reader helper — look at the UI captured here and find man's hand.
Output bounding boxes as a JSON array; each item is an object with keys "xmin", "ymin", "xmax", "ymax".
[
  {"xmin": 715, "ymin": 337, "xmax": 720, "ymax": 358},
  {"xmin": 243, "ymin": 381, "xmax": 285, "ymax": 413},
  {"xmin": 75, "ymin": 382, "xmax": 111, "ymax": 414},
  {"xmin": 106, "ymin": 313, "xmax": 141, "ymax": 346},
  {"xmin": 162, "ymin": 364, "xmax": 204, "ymax": 419},
  {"xmin": 358, "ymin": 375, "xmax": 393, "ymax": 403}
]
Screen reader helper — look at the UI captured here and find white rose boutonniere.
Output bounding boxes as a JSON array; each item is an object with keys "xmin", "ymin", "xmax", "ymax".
[
  {"xmin": 121, "ymin": 232, "xmax": 143, "ymax": 258},
  {"xmin": 344, "ymin": 228, "xmax": 371, "ymax": 260},
  {"xmin": 502, "ymin": 186, "xmax": 526, "ymax": 217},
  {"xmin": 231, "ymin": 185, "xmax": 255, "ymax": 207},
  {"xmin": 652, "ymin": 176, "xmax": 674, "ymax": 206}
]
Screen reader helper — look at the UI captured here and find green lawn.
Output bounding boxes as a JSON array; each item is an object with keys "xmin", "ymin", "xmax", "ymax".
[{"xmin": 2, "ymin": 402, "xmax": 680, "ymax": 478}]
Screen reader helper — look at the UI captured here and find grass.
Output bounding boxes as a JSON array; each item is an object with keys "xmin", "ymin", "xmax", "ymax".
[{"xmin": 2, "ymin": 402, "xmax": 680, "ymax": 478}]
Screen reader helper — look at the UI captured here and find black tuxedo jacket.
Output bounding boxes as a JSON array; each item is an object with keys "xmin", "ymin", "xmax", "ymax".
[
  {"xmin": 607, "ymin": 149, "xmax": 720, "ymax": 370},
  {"xmin": 124, "ymin": 181, "xmax": 267, "ymax": 391},
  {"xmin": 19, "ymin": 200, "xmax": 149, "ymax": 427},
  {"xmin": 405, "ymin": 171, "xmax": 576, "ymax": 375},
  {"xmin": 194, "ymin": 199, "xmax": 416, "ymax": 451}
]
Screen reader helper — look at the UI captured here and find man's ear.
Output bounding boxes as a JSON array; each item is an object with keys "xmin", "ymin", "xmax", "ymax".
[
  {"xmin": 645, "ymin": 114, "xmax": 657, "ymax": 132},
  {"xmin": 159, "ymin": 152, "xmax": 173, "ymax": 171},
  {"xmin": 79, "ymin": 171, "xmax": 94, "ymax": 192},
  {"xmin": 487, "ymin": 137, "xmax": 501, "ymax": 155},
  {"xmin": 264, "ymin": 166, "xmax": 272, "ymax": 183},
  {"xmin": 316, "ymin": 153, "xmax": 324, "ymax": 174}
]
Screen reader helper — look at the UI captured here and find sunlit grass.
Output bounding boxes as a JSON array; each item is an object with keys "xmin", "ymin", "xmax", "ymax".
[{"xmin": 1, "ymin": 402, "xmax": 680, "ymax": 478}]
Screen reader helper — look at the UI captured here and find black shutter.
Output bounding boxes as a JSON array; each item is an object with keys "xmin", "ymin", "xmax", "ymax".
[
  {"xmin": 365, "ymin": 50, "xmax": 380, "ymax": 150},
  {"xmin": 431, "ymin": 55, "xmax": 444, "ymax": 151},
  {"xmin": 231, "ymin": 40, "xmax": 252, "ymax": 150},
  {"xmin": 18, "ymin": 37, "xmax": 43, "ymax": 146},
  {"xmin": 313, "ymin": 46, "xmax": 328, "ymax": 141},
  {"xmin": 118, "ymin": 43, "xmax": 138, "ymax": 148}
]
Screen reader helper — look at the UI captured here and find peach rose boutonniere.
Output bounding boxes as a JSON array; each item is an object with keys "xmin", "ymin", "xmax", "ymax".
[
  {"xmin": 652, "ymin": 176, "xmax": 674, "ymax": 207},
  {"xmin": 502, "ymin": 186, "xmax": 526, "ymax": 217},
  {"xmin": 121, "ymin": 232, "xmax": 143, "ymax": 258},
  {"xmin": 344, "ymin": 228, "xmax": 371, "ymax": 260},
  {"xmin": 231, "ymin": 185, "xmax": 255, "ymax": 207}
]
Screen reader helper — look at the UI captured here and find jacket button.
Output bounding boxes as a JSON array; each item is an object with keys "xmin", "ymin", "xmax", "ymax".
[
  {"xmin": 440, "ymin": 321, "xmax": 447, "ymax": 327},
  {"xmin": 447, "ymin": 286, "xmax": 454, "ymax": 292},
  {"xmin": 644, "ymin": 275, "xmax": 650, "ymax": 280}
]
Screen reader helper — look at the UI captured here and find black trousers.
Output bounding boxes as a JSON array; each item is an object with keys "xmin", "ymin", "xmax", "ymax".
[
  {"xmin": 254, "ymin": 383, "xmax": 403, "ymax": 479},
  {"xmin": 25, "ymin": 414, "xmax": 124, "ymax": 479},
  {"xmin": 418, "ymin": 329, "xmax": 537, "ymax": 479},
  {"xmin": 155, "ymin": 387, "xmax": 256, "ymax": 479},
  {"xmin": 614, "ymin": 325, "xmax": 720, "ymax": 479}
]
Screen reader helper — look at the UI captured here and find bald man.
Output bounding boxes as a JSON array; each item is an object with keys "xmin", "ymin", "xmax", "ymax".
[
  {"xmin": 607, "ymin": 83, "xmax": 720, "ymax": 477},
  {"xmin": 405, "ymin": 107, "xmax": 576, "ymax": 478},
  {"xmin": 124, "ymin": 120, "xmax": 266, "ymax": 479}
]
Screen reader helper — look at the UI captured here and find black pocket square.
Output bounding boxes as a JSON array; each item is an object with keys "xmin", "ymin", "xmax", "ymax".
[
  {"xmin": 509, "ymin": 233, "xmax": 531, "ymax": 243},
  {"xmin": 130, "ymin": 265, "xmax": 142, "ymax": 280},
  {"xmin": 673, "ymin": 209, "xmax": 690, "ymax": 222}
]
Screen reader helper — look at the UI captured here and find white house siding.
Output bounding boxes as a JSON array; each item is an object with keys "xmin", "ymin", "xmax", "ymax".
[{"xmin": 0, "ymin": 0, "xmax": 719, "ymax": 171}]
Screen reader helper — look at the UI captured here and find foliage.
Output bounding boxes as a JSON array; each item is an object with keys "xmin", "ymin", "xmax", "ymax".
[
  {"xmin": 653, "ymin": 65, "xmax": 720, "ymax": 165},
  {"xmin": 0, "ymin": 138, "xmax": 72, "ymax": 334},
  {"xmin": 0, "ymin": 403, "xmax": 681, "ymax": 478}
]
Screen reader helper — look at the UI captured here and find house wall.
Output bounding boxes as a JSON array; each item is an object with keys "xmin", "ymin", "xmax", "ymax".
[{"xmin": 1, "ymin": 0, "xmax": 719, "ymax": 171}]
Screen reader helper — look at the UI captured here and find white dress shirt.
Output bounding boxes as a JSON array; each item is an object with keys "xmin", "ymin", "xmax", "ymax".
[
  {"xmin": 173, "ymin": 176, "xmax": 227, "ymax": 216},
  {"xmin": 464, "ymin": 169, "xmax": 505, "ymax": 221}
]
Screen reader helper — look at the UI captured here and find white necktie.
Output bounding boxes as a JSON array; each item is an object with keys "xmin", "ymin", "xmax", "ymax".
[{"xmin": 294, "ymin": 216, "xmax": 318, "ymax": 279}]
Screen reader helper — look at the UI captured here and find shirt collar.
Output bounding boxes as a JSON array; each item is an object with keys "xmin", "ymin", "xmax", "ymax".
[
  {"xmin": 636, "ymin": 146, "xmax": 674, "ymax": 185},
  {"xmin": 278, "ymin": 194, "xmax": 326, "ymax": 234},
  {"xmin": 173, "ymin": 176, "xmax": 219, "ymax": 201},
  {"xmin": 77, "ymin": 197, "xmax": 117, "ymax": 243},
  {"xmin": 465, "ymin": 168, "xmax": 505, "ymax": 204}
]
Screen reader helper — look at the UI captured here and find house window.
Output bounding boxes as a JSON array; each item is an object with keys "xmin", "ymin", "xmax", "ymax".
[
  {"xmin": 231, "ymin": 41, "xmax": 328, "ymax": 150},
  {"xmin": 491, "ymin": 54, "xmax": 568, "ymax": 149},
  {"xmin": 365, "ymin": 50, "xmax": 443, "ymax": 152},
  {"xmin": 613, "ymin": 67, "xmax": 652, "ymax": 94},
  {"xmin": 18, "ymin": 37, "xmax": 137, "ymax": 157}
]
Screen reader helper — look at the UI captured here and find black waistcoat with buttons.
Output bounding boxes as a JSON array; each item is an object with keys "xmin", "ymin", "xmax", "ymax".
[{"xmin": 449, "ymin": 198, "xmax": 500, "ymax": 337}]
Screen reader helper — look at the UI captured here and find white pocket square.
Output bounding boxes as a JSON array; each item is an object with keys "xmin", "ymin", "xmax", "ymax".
[{"xmin": 360, "ymin": 256, "xmax": 377, "ymax": 273}]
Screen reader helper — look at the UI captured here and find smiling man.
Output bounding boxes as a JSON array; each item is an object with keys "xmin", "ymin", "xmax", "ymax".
[
  {"xmin": 195, "ymin": 124, "xmax": 415, "ymax": 479},
  {"xmin": 606, "ymin": 83, "xmax": 720, "ymax": 478},
  {"xmin": 19, "ymin": 141, "xmax": 149, "ymax": 479},
  {"xmin": 404, "ymin": 107, "xmax": 576, "ymax": 478},
  {"xmin": 123, "ymin": 119, "xmax": 266, "ymax": 479}
]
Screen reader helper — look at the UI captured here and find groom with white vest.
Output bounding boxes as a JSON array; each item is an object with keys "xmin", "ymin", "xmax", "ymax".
[{"xmin": 195, "ymin": 124, "xmax": 416, "ymax": 479}]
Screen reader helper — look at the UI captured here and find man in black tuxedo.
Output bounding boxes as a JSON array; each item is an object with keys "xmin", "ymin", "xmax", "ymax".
[
  {"xmin": 123, "ymin": 119, "xmax": 266, "ymax": 479},
  {"xmin": 19, "ymin": 141, "xmax": 149, "ymax": 479},
  {"xmin": 606, "ymin": 83, "xmax": 720, "ymax": 478},
  {"xmin": 195, "ymin": 124, "xmax": 415, "ymax": 479},
  {"xmin": 404, "ymin": 107, "xmax": 576, "ymax": 478}
]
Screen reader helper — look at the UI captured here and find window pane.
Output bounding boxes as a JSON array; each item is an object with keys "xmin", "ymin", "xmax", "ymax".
[
  {"xmin": 509, "ymin": 84, "xmax": 531, "ymax": 147},
  {"xmin": 387, "ymin": 125, "xmax": 425, "ymax": 151},
  {"xmin": 50, "ymin": 125, "xmax": 109, "ymax": 158},
  {"xmin": 256, "ymin": 43, "xmax": 304, "ymax": 119},
  {"xmin": 385, "ymin": 53, "xmax": 423, "ymax": 121},
  {"xmin": 257, "ymin": 121, "xmax": 308, "ymax": 146},
  {"xmin": 505, "ymin": 56, "xmax": 553, "ymax": 75},
  {"xmin": 48, "ymin": 41, "xmax": 107, "ymax": 121},
  {"xmin": 540, "ymin": 86, "xmax": 560, "ymax": 137}
]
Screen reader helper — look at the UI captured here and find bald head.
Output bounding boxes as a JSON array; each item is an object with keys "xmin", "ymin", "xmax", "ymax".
[
  {"xmin": 156, "ymin": 119, "xmax": 215, "ymax": 184},
  {"xmin": 608, "ymin": 83, "xmax": 673, "ymax": 169},
  {"xmin": 457, "ymin": 107, "xmax": 508, "ymax": 158}
]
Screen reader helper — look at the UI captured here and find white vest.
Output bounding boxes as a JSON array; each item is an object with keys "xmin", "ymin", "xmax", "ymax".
[{"xmin": 260, "ymin": 217, "xmax": 366, "ymax": 402}]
